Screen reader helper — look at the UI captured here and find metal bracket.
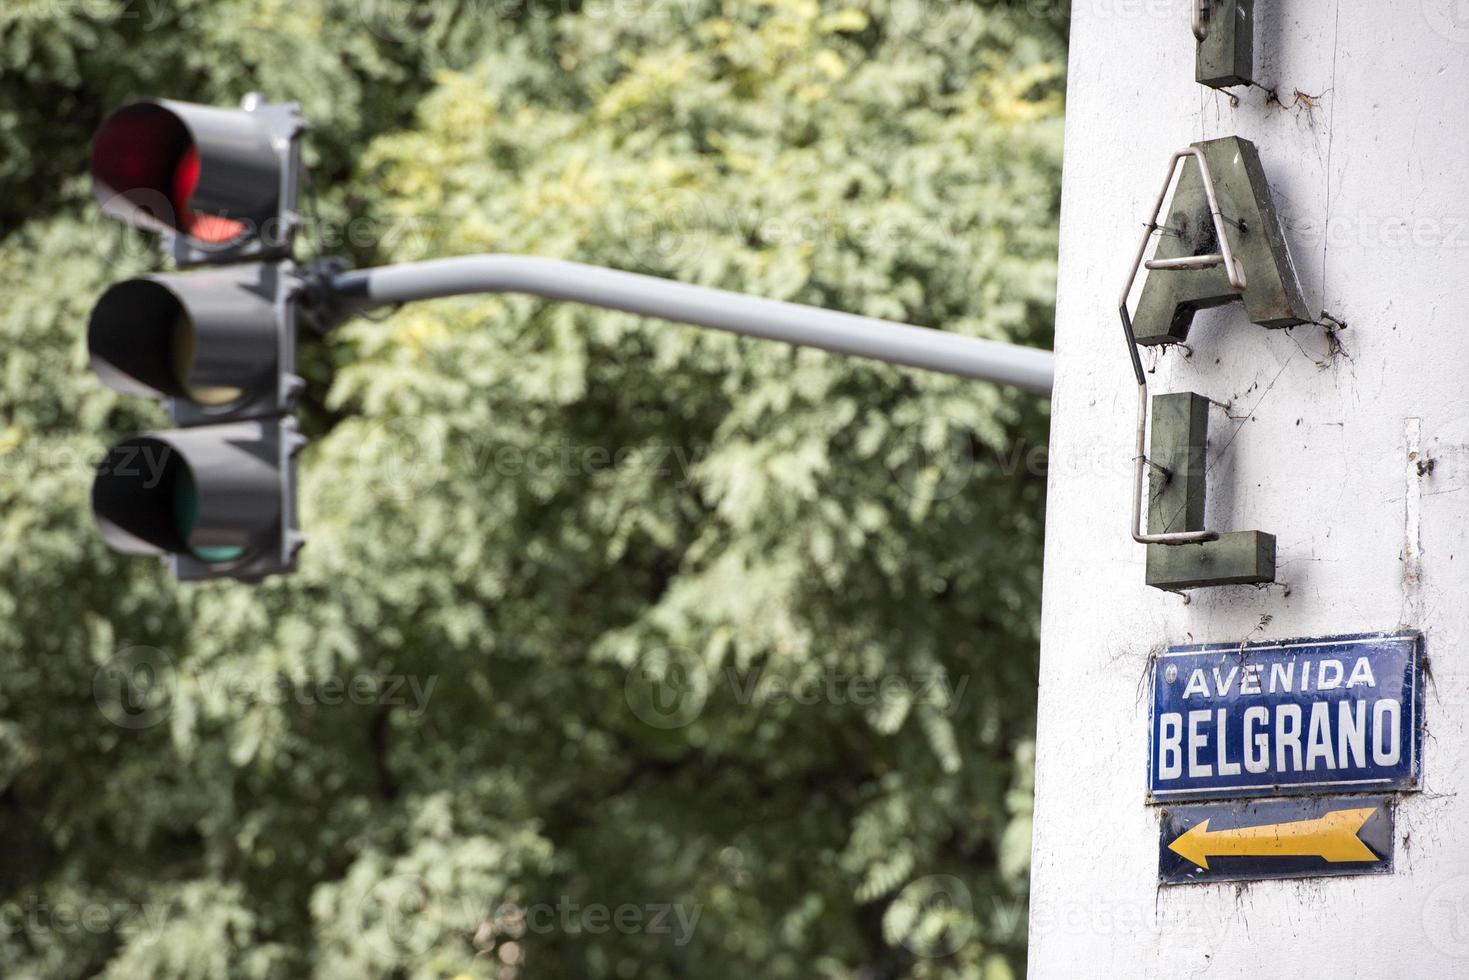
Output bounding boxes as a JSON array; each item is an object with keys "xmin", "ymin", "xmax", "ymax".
[
  {"xmin": 1195, "ymin": 0, "xmax": 1254, "ymax": 89},
  {"xmin": 1118, "ymin": 139, "xmax": 1291, "ymax": 590}
]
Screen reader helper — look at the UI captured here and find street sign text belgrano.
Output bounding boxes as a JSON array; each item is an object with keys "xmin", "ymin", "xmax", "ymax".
[{"xmin": 1148, "ymin": 633, "xmax": 1421, "ymax": 802}]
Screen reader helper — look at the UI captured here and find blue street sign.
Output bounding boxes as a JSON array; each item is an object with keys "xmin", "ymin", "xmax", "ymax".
[
  {"xmin": 1160, "ymin": 796, "xmax": 1394, "ymax": 885},
  {"xmin": 1148, "ymin": 632, "xmax": 1421, "ymax": 802}
]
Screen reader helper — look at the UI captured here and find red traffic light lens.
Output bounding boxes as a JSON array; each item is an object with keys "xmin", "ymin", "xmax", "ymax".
[
  {"xmin": 171, "ymin": 144, "xmax": 247, "ymax": 245},
  {"xmin": 91, "ymin": 102, "xmax": 250, "ymax": 246}
]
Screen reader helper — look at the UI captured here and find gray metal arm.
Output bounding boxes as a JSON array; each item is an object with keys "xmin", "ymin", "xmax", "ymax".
[{"xmin": 325, "ymin": 255, "xmax": 1053, "ymax": 396}]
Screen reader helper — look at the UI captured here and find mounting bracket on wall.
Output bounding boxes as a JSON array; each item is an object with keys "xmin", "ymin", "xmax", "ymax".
[
  {"xmin": 1194, "ymin": 0, "xmax": 1255, "ymax": 89},
  {"xmin": 1118, "ymin": 137, "xmax": 1308, "ymax": 592}
]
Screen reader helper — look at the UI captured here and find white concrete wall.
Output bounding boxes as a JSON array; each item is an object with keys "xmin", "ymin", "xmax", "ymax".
[{"xmin": 1030, "ymin": 1, "xmax": 1469, "ymax": 975}]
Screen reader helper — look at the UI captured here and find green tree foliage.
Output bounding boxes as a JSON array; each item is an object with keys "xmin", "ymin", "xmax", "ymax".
[{"xmin": 0, "ymin": 0, "xmax": 1063, "ymax": 976}]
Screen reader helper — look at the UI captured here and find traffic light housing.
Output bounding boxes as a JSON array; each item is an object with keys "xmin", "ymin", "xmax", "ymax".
[
  {"xmin": 88, "ymin": 95, "xmax": 307, "ymax": 582},
  {"xmin": 91, "ymin": 96, "xmax": 303, "ymax": 266},
  {"xmin": 93, "ymin": 421, "xmax": 303, "ymax": 579},
  {"xmin": 88, "ymin": 263, "xmax": 301, "ymax": 425}
]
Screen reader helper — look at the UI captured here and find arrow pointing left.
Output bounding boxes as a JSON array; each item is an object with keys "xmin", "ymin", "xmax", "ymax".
[{"xmin": 1168, "ymin": 806, "xmax": 1380, "ymax": 870}]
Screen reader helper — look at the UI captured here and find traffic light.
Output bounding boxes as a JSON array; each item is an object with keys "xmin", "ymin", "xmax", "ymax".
[
  {"xmin": 90, "ymin": 96, "xmax": 302, "ymax": 265},
  {"xmin": 92, "ymin": 422, "xmax": 300, "ymax": 570},
  {"xmin": 88, "ymin": 95, "xmax": 307, "ymax": 582}
]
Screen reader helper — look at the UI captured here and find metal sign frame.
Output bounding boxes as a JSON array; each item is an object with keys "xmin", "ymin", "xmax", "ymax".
[{"xmin": 1147, "ymin": 631, "xmax": 1423, "ymax": 803}]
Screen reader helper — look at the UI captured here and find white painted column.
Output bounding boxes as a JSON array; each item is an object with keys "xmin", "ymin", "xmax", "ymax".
[{"xmin": 1030, "ymin": 1, "xmax": 1469, "ymax": 974}]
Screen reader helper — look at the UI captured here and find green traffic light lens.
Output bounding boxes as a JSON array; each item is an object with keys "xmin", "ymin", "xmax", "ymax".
[{"xmin": 170, "ymin": 464, "xmax": 246, "ymax": 562}]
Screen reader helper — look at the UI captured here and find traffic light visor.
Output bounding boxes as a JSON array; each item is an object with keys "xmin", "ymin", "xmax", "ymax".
[
  {"xmin": 92, "ymin": 437, "xmax": 240, "ymax": 559},
  {"xmin": 91, "ymin": 100, "xmax": 277, "ymax": 246},
  {"xmin": 94, "ymin": 429, "xmax": 280, "ymax": 562},
  {"xmin": 89, "ymin": 271, "xmax": 274, "ymax": 408}
]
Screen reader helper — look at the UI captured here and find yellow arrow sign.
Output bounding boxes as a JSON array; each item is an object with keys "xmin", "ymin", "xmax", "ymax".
[{"xmin": 1168, "ymin": 807, "xmax": 1380, "ymax": 870}]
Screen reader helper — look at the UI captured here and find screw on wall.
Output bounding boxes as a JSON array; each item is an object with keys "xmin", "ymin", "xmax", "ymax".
[{"xmin": 1284, "ymin": 311, "xmax": 1351, "ymax": 370}]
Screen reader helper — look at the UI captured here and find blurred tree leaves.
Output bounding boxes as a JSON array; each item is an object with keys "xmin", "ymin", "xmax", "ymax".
[{"xmin": 0, "ymin": 0, "xmax": 1062, "ymax": 977}]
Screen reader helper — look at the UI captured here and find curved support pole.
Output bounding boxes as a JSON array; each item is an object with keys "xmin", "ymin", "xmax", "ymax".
[{"xmin": 324, "ymin": 255, "xmax": 1054, "ymax": 396}]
